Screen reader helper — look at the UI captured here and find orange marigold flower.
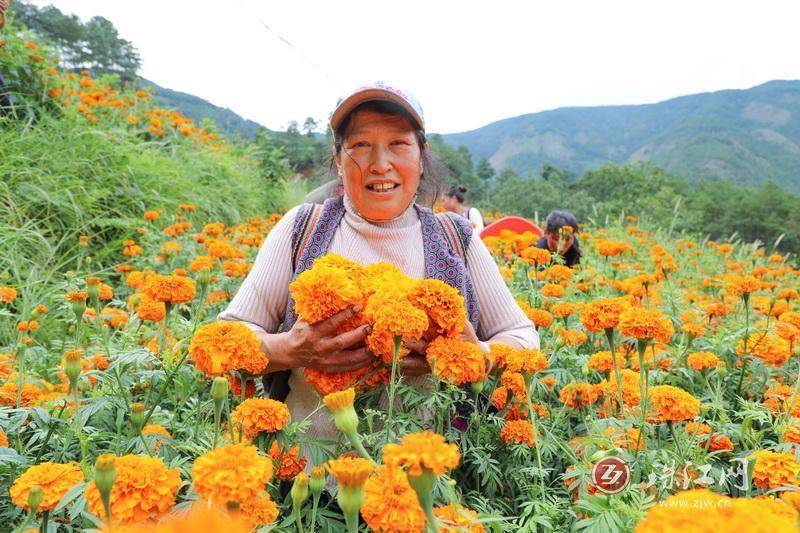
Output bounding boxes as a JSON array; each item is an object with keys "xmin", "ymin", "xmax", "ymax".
[
  {"xmin": 490, "ymin": 386, "xmax": 508, "ymax": 410},
  {"xmin": 551, "ymin": 301, "xmax": 578, "ymax": 318},
  {"xmin": 85, "ymin": 455, "xmax": 180, "ymax": 523},
  {"xmin": 189, "ymin": 255, "xmax": 215, "ymax": 273},
  {"xmin": 289, "ymin": 262, "xmax": 364, "ymax": 324},
  {"xmin": 326, "ymin": 455, "xmax": 374, "ymax": 488},
  {"xmin": 587, "ymin": 350, "xmax": 625, "ymax": 373},
  {"xmin": 141, "ymin": 424, "xmax": 172, "ymax": 449},
  {"xmin": 305, "ymin": 361, "xmax": 388, "ymax": 395},
  {"xmin": 681, "ymin": 321, "xmax": 707, "ymax": 338},
  {"xmin": 687, "ymin": 351, "xmax": 723, "ymax": 371},
  {"xmin": 520, "ymin": 303, "xmax": 553, "ymax": 328},
  {"xmin": 541, "ymin": 283, "xmax": 565, "ymax": 298},
  {"xmin": 144, "ymin": 274, "xmax": 196, "ymax": 304},
  {"xmin": 705, "ymin": 434, "xmax": 734, "ymax": 452},
  {"xmin": 65, "ymin": 290, "xmax": 88, "ymax": 303},
  {"xmin": 425, "ymin": 336, "xmax": 486, "ymax": 385},
  {"xmin": 596, "ymin": 239, "xmax": 633, "ymax": 257},
  {"xmin": 0, "ymin": 428, "xmax": 8, "ymax": 447},
  {"xmin": 489, "ymin": 345, "xmax": 548, "ymax": 374},
  {"xmin": 361, "ymin": 465, "xmax": 425, "ymax": 533},
  {"xmin": 192, "ymin": 444, "xmax": 273, "ymax": 505},
  {"xmin": 559, "ymin": 382, "xmax": 601, "ymax": 409},
  {"xmin": 785, "ymin": 424, "xmax": 800, "ymax": 445},
  {"xmin": 434, "ymin": 504, "xmax": 486, "ymax": 532},
  {"xmin": 189, "ymin": 321, "xmax": 268, "ymax": 376},
  {"xmin": 0, "ymin": 286, "xmax": 18, "ymax": 303},
  {"xmin": 580, "ymin": 297, "xmax": 632, "ymax": 332},
  {"xmin": 545, "ymin": 265, "xmax": 574, "ymax": 282},
  {"xmin": 130, "ymin": 293, "xmax": 166, "ymax": 322},
  {"xmin": 222, "ymin": 260, "xmax": 249, "ymax": 278},
  {"xmin": 10, "ymin": 462, "xmax": 84, "ymax": 511},
  {"xmin": 501, "ymin": 371, "xmax": 527, "ymax": 399},
  {"xmin": 618, "ymin": 306, "xmax": 674, "ymax": 343},
  {"xmin": 144, "ymin": 210, "xmax": 160, "ymax": 222},
  {"xmin": 122, "ymin": 240, "xmax": 143, "ymax": 257},
  {"xmin": 737, "ymin": 332, "xmax": 792, "ymax": 367},
  {"xmin": 728, "ymin": 275, "xmax": 763, "ymax": 296},
  {"xmin": 540, "ymin": 376, "xmax": 557, "ymax": 388},
  {"xmin": 647, "ymin": 385, "xmax": 700, "ymax": 423},
  {"xmin": 239, "ymin": 494, "xmax": 280, "ymax": 527},
  {"xmin": 382, "ymin": 431, "xmax": 460, "ymax": 476},
  {"xmin": 230, "ymin": 398, "xmax": 290, "ymax": 439},
  {"xmin": 500, "ymin": 419, "xmax": 537, "ymax": 446},
  {"xmin": 407, "ymin": 278, "xmax": 466, "ymax": 337},
  {"xmin": 520, "ymin": 246, "xmax": 551, "ymax": 266},
  {"xmin": 558, "ymin": 328, "xmax": 588, "ymax": 346},
  {"xmin": 268, "ymin": 441, "xmax": 307, "ymax": 481},
  {"xmin": 750, "ymin": 450, "xmax": 800, "ymax": 490},
  {"xmin": 100, "ymin": 306, "xmax": 129, "ymax": 329}
]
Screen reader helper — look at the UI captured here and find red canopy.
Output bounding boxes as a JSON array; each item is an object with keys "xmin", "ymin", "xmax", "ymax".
[{"xmin": 480, "ymin": 216, "xmax": 543, "ymax": 239}]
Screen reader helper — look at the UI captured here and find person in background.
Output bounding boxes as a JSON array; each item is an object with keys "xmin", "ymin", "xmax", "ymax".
[
  {"xmin": 443, "ymin": 184, "xmax": 484, "ymax": 232},
  {"xmin": 535, "ymin": 210, "xmax": 582, "ymax": 267}
]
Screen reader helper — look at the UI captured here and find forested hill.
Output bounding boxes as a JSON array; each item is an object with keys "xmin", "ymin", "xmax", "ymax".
[
  {"xmin": 442, "ymin": 80, "xmax": 800, "ymax": 192},
  {"xmin": 142, "ymin": 79, "xmax": 264, "ymax": 139}
]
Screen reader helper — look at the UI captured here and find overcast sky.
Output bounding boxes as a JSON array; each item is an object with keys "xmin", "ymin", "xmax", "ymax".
[{"xmin": 29, "ymin": 0, "xmax": 800, "ymax": 134}]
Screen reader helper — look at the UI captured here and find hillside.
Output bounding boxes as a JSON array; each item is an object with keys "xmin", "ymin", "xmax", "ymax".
[
  {"xmin": 442, "ymin": 80, "xmax": 800, "ymax": 192},
  {"xmin": 143, "ymin": 79, "xmax": 265, "ymax": 139}
]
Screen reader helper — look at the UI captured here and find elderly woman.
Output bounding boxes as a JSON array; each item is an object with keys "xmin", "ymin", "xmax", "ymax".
[{"xmin": 218, "ymin": 82, "xmax": 537, "ymax": 443}]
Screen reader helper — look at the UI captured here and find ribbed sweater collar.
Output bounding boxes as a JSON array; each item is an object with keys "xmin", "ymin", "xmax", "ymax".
[{"xmin": 342, "ymin": 193, "xmax": 419, "ymax": 230}]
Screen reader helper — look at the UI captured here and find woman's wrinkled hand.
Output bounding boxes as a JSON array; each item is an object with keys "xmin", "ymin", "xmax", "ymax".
[{"xmin": 282, "ymin": 306, "xmax": 375, "ymax": 373}]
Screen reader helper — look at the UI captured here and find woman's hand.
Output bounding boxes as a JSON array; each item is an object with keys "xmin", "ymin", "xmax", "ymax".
[{"xmin": 267, "ymin": 306, "xmax": 375, "ymax": 373}]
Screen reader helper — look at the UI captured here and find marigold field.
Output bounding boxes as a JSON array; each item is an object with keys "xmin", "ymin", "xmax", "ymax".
[{"xmin": 4, "ymin": 20, "xmax": 800, "ymax": 533}]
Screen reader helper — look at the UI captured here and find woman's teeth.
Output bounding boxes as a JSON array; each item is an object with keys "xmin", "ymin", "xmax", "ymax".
[{"xmin": 367, "ymin": 183, "xmax": 398, "ymax": 192}]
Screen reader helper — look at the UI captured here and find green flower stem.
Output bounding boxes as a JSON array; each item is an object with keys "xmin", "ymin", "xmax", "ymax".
[
  {"xmin": 604, "ymin": 328, "xmax": 625, "ymax": 416},
  {"xmin": 385, "ymin": 335, "xmax": 402, "ymax": 443},
  {"xmin": 309, "ymin": 491, "xmax": 321, "ymax": 533},
  {"xmin": 39, "ymin": 510, "xmax": 49, "ymax": 533},
  {"xmin": 408, "ymin": 470, "xmax": 439, "ymax": 533},
  {"xmin": 634, "ymin": 339, "xmax": 650, "ymax": 464},
  {"xmin": 735, "ymin": 295, "xmax": 751, "ymax": 397}
]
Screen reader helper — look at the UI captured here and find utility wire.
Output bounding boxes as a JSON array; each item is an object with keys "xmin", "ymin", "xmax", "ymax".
[{"xmin": 234, "ymin": 1, "xmax": 344, "ymax": 91}]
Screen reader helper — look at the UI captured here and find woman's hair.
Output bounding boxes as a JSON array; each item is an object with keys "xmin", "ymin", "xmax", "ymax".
[
  {"xmin": 545, "ymin": 210, "xmax": 579, "ymax": 234},
  {"xmin": 446, "ymin": 184, "xmax": 468, "ymax": 204},
  {"xmin": 329, "ymin": 100, "xmax": 442, "ymax": 205}
]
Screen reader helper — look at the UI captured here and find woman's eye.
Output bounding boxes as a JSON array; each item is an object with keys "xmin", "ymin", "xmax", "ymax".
[
  {"xmin": 350, "ymin": 141, "xmax": 369, "ymax": 148},
  {"xmin": 391, "ymin": 140, "xmax": 411, "ymax": 146}
]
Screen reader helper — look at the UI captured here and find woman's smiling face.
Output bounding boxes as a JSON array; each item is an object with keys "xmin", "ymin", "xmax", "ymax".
[{"xmin": 335, "ymin": 109, "xmax": 423, "ymax": 221}]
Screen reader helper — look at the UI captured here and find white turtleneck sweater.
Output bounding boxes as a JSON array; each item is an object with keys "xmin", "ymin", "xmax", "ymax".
[{"xmin": 217, "ymin": 195, "xmax": 538, "ymax": 444}]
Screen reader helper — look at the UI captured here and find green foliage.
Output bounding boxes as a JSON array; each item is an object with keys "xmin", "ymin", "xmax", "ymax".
[
  {"xmin": 489, "ymin": 162, "xmax": 800, "ymax": 253},
  {"xmin": 0, "ymin": 18, "xmax": 291, "ymax": 286},
  {"xmin": 11, "ymin": 0, "xmax": 140, "ymax": 80}
]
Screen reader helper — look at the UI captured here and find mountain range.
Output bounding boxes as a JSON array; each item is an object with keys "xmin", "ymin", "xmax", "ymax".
[
  {"xmin": 441, "ymin": 80, "xmax": 800, "ymax": 192},
  {"xmin": 151, "ymin": 78, "xmax": 800, "ymax": 193}
]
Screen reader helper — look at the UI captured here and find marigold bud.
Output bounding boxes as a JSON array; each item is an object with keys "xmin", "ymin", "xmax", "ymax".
[
  {"xmin": 309, "ymin": 466, "xmax": 326, "ymax": 497},
  {"xmin": 322, "ymin": 388, "xmax": 359, "ymax": 435},
  {"xmin": 27, "ymin": 485, "xmax": 43, "ymax": 513},
  {"xmin": 130, "ymin": 402, "xmax": 145, "ymax": 433},
  {"xmin": 211, "ymin": 376, "xmax": 229, "ymax": 403},
  {"xmin": 291, "ymin": 472, "xmax": 310, "ymax": 506},
  {"xmin": 94, "ymin": 453, "xmax": 117, "ymax": 522},
  {"xmin": 64, "ymin": 349, "xmax": 82, "ymax": 391}
]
